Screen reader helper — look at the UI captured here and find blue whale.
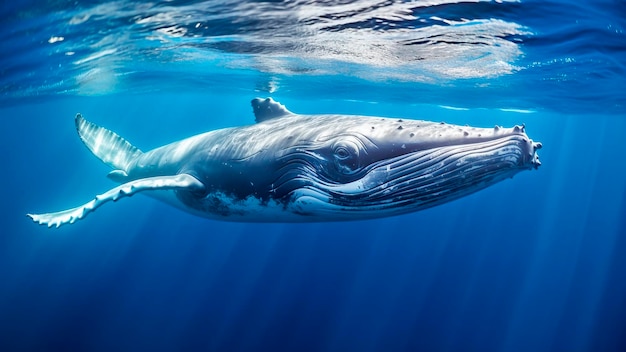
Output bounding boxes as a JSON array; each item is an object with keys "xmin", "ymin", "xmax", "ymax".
[{"xmin": 28, "ymin": 98, "xmax": 541, "ymax": 227}]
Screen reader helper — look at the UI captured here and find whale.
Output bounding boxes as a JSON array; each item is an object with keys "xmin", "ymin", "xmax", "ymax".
[{"xmin": 28, "ymin": 98, "xmax": 542, "ymax": 228}]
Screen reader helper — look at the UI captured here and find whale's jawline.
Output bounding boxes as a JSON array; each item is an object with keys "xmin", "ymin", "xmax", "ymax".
[{"xmin": 285, "ymin": 135, "xmax": 535, "ymax": 218}]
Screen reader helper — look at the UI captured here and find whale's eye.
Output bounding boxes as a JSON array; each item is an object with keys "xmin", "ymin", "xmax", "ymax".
[
  {"xmin": 332, "ymin": 140, "xmax": 360, "ymax": 174},
  {"xmin": 335, "ymin": 146, "xmax": 351, "ymax": 160}
]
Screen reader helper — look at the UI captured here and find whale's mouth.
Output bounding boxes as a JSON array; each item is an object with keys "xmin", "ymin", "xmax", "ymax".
[{"xmin": 290, "ymin": 134, "xmax": 541, "ymax": 216}]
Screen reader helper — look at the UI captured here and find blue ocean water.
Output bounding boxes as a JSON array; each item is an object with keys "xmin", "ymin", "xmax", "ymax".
[{"xmin": 1, "ymin": 0, "xmax": 625, "ymax": 351}]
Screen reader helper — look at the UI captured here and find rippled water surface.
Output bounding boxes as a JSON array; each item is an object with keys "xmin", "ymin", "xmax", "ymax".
[{"xmin": 2, "ymin": 0, "xmax": 625, "ymax": 113}]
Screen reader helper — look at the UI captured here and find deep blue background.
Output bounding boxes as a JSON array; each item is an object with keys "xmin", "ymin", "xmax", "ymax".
[
  {"xmin": 1, "ymin": 93, "xmax": 625, "ymax": 351},
  {"xmin": 1, "ymin": 0, "xmax": 626, "ymax": 350}
]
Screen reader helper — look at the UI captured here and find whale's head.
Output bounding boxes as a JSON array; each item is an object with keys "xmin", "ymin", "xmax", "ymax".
[{"xmin": 270, "ymin": 115, "xmax": 542, "ymax": 219}]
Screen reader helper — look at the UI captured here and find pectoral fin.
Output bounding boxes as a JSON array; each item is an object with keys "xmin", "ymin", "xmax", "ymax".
[{"xmin": 27, "ymin": 174, "xmax": 205, "ymax": 228}]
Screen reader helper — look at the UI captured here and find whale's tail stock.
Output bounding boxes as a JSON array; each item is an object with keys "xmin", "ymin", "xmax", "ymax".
[{"xmin": 27, "ymin": 114, "xmax": 205, "ymax": 228}]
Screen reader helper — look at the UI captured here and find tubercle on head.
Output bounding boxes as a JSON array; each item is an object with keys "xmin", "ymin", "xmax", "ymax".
[{"xmin": 529, "ymin": 139, "xmax": 542, "ymax": 169}]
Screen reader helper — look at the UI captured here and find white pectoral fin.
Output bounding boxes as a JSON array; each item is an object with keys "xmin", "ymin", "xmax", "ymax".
[{"xmin": 27, "ymin": 174, "xmax": 205, "ymax": 228}]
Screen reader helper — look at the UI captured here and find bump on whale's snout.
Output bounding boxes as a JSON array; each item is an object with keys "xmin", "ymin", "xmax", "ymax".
[
  {"xmin": 531, "ymin": 140, "xmax": 542, "ymax": 169},
  {"xmin": 512, "ymin": 124, "xmax": 541, "ymax": 170}
]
